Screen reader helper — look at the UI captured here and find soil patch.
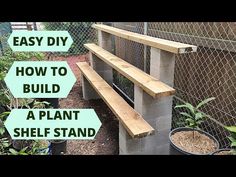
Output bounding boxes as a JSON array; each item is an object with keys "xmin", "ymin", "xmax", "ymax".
[{"xmin": 171, "ymin": 130, "xmax": 218, "ymax": 154}]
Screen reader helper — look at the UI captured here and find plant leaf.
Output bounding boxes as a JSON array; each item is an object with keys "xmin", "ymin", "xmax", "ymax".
[
  {"xmin": 175, "ymin": 104, "xmax": 188, "ymax": 109},
  {"xmin": 196, "ymin": 120, "xmax": 204, "ymax": 124},
  {"xmin": 185, "ymin": 118, "xmax": 194, "ymax": 123},
  {"xmin": 9, "ymin": 148, "xmax": 18, "ymax": 155},
  {"xmin": 195, "ymin": 112, "xmax": 204, "ymax": 120},
  {"xmin": 2, "ymin": 142, "xmax": 9, "ymax": 147},
  {"xmin": 225, "ymin": 126, "xmax": 236, "ymax": 133},
  {"xmin": 175, "ymin": 103, "xmax": 195, "ymax": 114},
  {"xmin": 20, "ymin": 146, "xmax": 28, "ymax": 153},
  {"xmin": 180, "ymin": 112, "xmax": 192, "ymax": 119},
  {"xmin": 231, "ymin": 142, "xmax": 236, "ymax": 147},
  {"xmin": 19, "ymin": 152, "xmax": 28, "ymax": 155},
  {"xmin": 0, "ymin": 128, "xmax": 5, "ymax": 136},
  {"xmin": 196, "ymin": 97, "xmax": 215, "ymax": 109},
  {"xmin": 185, "ymin": 103, "xmax": 195, "ymax": 114},
  {"xmin": 0, "ymin": 112, "xmax": 10, "ymax": 119},
  {"xmin": 228, "ymin": 137, "xmax": 236, "ymax": 143}
]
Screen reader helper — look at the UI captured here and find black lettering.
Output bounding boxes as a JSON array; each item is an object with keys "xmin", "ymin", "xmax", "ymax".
[
  {"xmin": 36, "ymin": 37, "xmax": 43, "ymax": 46},
  {"xmin": 13, "ymin": 37, "xmax": 19, "ymax": 46},
  {"xmin": 58, "ymin": 67, "xmax": 67, "ymax": 76},
  {"xmin": 45, "ymin": 84, "xmax": 50, "ymax": 93},
  {"xmin": 78, "ymin": 128, "xmax": 86, "ymax": 137},
  {"xmin": 51, "ymin": 67, "xmax": 57, "ymax": 76},
  {"xmin": 54, "ymin": 111, "xmax": 62, "ymax": 120},
  {"xmin": 20, "ymin": 128, "xmax": 29, "ymax": 137},
  {"xmin": 45, "ymin": 128, "xmax": 50, "ymax": 137},
  {"xmin": 31, "ymin": 128, "xmax": 36, "ymax": 137},
  {"xmin": 28, "ymin": 37, "xmax": 35, "ymax": 46},
  {"xmin": 60, "ymin": 37, "xmax": 68, "ymax": 46},
  {"xmin": 14, "ymin": 128, "xmax": 20, "ymax": 137},
  {"xmin": 54, "ymin": 128, "xmax": 60, "ymax": 137},
  {"xmin": 35, "ymin": 67, "xmax": 47, "ymax": 76},
  {"xmin": 25, "ymin": 67, "xmax": 46, "ymax": 76},
  {"xmin": 27, "ymin": 111, "xmax": 35, "ymax": 120},
  {"xmin": 63, "ymin": 111, "xmax": 71, "ymax": 120},
  {"xmin": 25, "ymin": 67, "xmax": 34, "ymax": 76},
  {"xmin": 61, "ymin": 128, "xmax": 67, "ymax": 137},
  {"xmin": 39, "ymin": 111, "xmax": 46, "ymax": 120},
  {"xmin": 31, "ymin": 84, "xmax": 39, "ymax": 93},
  {"xmin": 73, "ymin": 111, "xmax": 80, "ymax": 120},
  {"xmin": 88, "ymin": 128, "xmax": 96, "ymax": 137},
  {"xmin": 20, "ymin": 37, "xmax": 28, "ymax": 46},
  {"xmin": 68, "ymin": 128, "xmax": 76, "ymax": 137},
  {"xmin": 52, "ymin": 84, "xmax": 60, "ymax": 93},
  {"xmin": 16, "ymin": 67, "xmax": 24, "ymax": 76},
  {"xmin": 47, "ymin": 37, "xmax": 55, "ymax": 46},
  {"xmin": 23, "ymin": 84, "xmax": 30, "ymax": 93}
]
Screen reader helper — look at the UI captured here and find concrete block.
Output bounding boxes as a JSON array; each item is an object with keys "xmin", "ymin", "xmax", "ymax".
[
  {"xmin": 156, "ymin": 115, "xmax": 172, "ymax": 131},
  {"xmin": 98, "ymin": 30, "xmax": 112, "ymax": 52},
  {"xmin": 90, "ymin": 38, "xmax": 113, "ymax": 86},
  {"xmin": 150, "ymin": 47, "xmax": 175, "ymax": 87},
  {"xmin": 155, "ymin": 143, "xmax": 170, "ymax": 155},
  {"xmin": 81, "ymin": 75, "xmax": 100, "ymax": 100},
  {"xmin": 140, "ymin": 129, "xmax": 170, "ymax": 153},
  {"xmin": 119, "ymin": 123, "xmax": 142, "ymax": 154}
]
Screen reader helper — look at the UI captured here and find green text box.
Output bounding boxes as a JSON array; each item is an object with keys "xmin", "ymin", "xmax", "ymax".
[
  {"xmin": 7, "ymin": 31, "xmax": 73, "ymax": 52},
  {"xmin": 4, "ymin": 109, "xmax": 102, "ymax": 140},
  {"xmin": 4, "ymin": 61, "xmax": 76, "ymax": 98}
]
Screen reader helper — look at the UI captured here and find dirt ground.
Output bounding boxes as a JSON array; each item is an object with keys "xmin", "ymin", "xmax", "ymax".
[{"xmin": 51, "ymin": 54, "xmax": 119, "ymax": 155}]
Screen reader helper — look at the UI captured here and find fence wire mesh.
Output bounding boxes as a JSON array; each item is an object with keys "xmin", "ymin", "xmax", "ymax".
[
  {"xmin": 112, "ymin": 22, "xmax": 236, "ymax": 148},
  {"xmin": 8, "ymin": 22, "xmax": 235, "ymax": 148},
  {"xmin": 38, "ymin": 22, "xmax": 97, "ymax": 58}
]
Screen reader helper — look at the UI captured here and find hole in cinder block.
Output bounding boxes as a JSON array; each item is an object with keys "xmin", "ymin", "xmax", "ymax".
[{"xmin": 185, "ymin": 47, "xmax": 193, "ymax": 52}]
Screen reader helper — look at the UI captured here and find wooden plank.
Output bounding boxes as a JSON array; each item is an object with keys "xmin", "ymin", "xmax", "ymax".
[
  {"xmin": 84, "ymin": 43, "xmax": 175, "ymax": 98},
  {"xmin": 77, "ymin": 62, "xmax": 155, "ymax": 138},
  {"xmin": 92, "ymin": 24, "xmax": 197, "ymax": 54}
]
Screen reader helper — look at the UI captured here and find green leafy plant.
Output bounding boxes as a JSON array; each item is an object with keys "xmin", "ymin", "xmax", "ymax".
[
  {"xmin": 0, "ymin": 111, "xmax": 10, "ymax": 136},
  {"xmin": 9, "ymin": 147, "xmax": 28, "ymax": 155},
  {"xmin": 175, "ymin": 97, "xmax": 215, "ymax": 138},
  {"xmin": 0, "ymin": 41, "xmax": 45, "ymax": 108},
  {"xmin": 0, "ymin": 137, "xmax": 10, "ymax": 155},
  {"xmin": 32, "ymin": 101, "xmax": 51, "ymax": 109},
  {"xmin": 27, "ymin": 140, "xmax": 49, "ymax": 155},
  {"xmin": 225, "ymin": 126, "xmax": 236, "ymax": 155},
  {"xmin": 9, "ymin": 140, "xmax": 49, "ymax": 155}
]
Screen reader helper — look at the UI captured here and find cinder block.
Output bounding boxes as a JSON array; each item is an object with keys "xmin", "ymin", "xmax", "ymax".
[
  {"xmin": 140, "ymin": 129, "xmax": 169, "ymax": 152},
  {"xmin": 81, "ymin": 75, "xmax": 100, "ymax": 100},
  {"xmin": 90, "ymin": 35, "xmax": 113, "ymax": 86},
  {"xmin": 96, "ymin": 70, "xmax": 113, "ymax": 85},
  {"xmin": 129, "ymin": 47, "xmax": 175, "ymax": 154},
  {"xmin": 135, "ymin": 87, "xmax": 173, "ymax": 120},
  {"xmin": 150, "ymin": 47, "xmax": 175, "ymax": 87},
  {"xmin": 92, "ymin": 55, "xmax": 110, "ymax": 70},
  {"xmin": 98, "ymin": 30, "xmax": 112, "ymax": 52},
  {"xmin": 155, "ymin": 129, "xmax": 170, "ymax": 146},
  {"xmin": 141, "ymin": 135, "xmax": 158, "ymax": 153},
  {"xmin": 156, "ymin": 115, "xmax": 172, "ymax": 131},
  {"xmin": 119, "ymin": 123, "xmax": 142, "ymax": 154},
  {"xmin": 155, "ymin": 143, "xmax": 170, "ymax": 155}
]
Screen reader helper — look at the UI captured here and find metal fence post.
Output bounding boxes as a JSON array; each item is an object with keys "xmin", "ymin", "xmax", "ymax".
[{"xmin": 143, "ymin": 22, "xmax": 148, "ymax": 72}]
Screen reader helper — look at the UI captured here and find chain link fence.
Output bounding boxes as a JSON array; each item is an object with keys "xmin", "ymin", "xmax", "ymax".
[
  {"xmin": 7, "ymin": 22, "xmax": 235, "ymax": 148},
  {"xmin": 112, "ymin": 22, "xmax": 236, "ymax": 148},
  {"xmin": 38, "ymin": 22, "xmax": 97, "ymax": 58}
]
